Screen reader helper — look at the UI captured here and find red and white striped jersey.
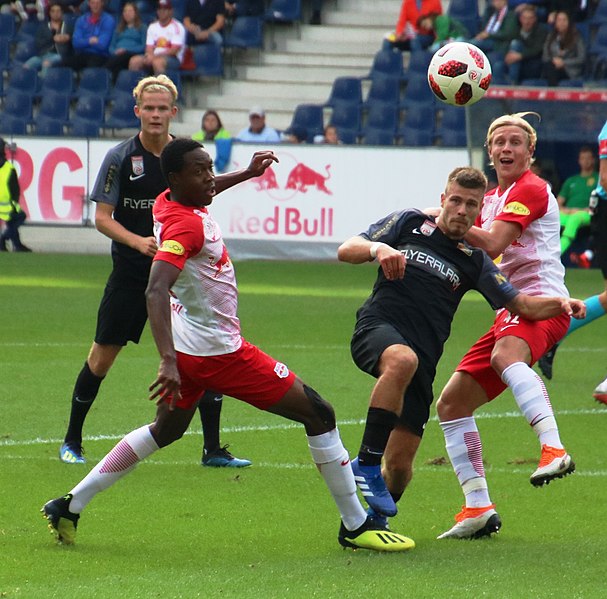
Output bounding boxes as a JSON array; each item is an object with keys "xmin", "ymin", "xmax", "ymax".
[
  {"xmin": 152, "ymin": 190, "xmax": 242, "ymax": 356},
  {"xmin": 478, "ymin": 169, "xmax": 568, "ymax": 298}
]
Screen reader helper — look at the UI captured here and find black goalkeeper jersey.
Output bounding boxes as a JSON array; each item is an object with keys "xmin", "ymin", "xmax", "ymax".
[
  {"xmin": 356, "ymin": 208, "xmax": 519, "ymax": 367},
  {"xmin": 91, "ymin": 135, "xmax": 168, "ymax": 288}
]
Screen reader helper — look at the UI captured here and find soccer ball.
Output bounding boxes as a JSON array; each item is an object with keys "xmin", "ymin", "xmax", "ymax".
[{"xmin": 427, "ymin": 42, "xmax": 492, "ymax": 107}]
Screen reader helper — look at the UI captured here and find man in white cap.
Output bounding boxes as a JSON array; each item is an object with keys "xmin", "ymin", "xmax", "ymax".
[{"xmin": 236, "ymin": 106, "xmax": 281, "ymax": 143}]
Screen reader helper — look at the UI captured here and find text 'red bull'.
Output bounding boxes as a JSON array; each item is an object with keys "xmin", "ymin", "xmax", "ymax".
[{"xmin": 230, "ymin": 206, "xmax": 334, "ymax": 237}]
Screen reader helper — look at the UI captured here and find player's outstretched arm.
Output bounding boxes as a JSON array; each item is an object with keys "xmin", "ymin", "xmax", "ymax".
[
  {"xmin": 506, "ymin": 294, "xmax": 587, "ymax": 322},
  {"xmin": 338, "ymin": 236, "xmax": 405, "ymax": 281},
  {"xmin": 214, "ymin": 150, "xmax": 279, "ymax": 194},
  {"xmin": 465, "ymin": 220, "xmax": 522, "ymax": 260},
  {"xmin": 146, "ymin": 260, "xmax": 182, "ymax": 409}
]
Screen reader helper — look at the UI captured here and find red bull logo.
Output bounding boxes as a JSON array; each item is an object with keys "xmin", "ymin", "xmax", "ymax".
[
  {"xmin": 285, "ymin": 164, "xmax": 332, "ymax": 195},
  {"xmin": 253, "ymin": 166, "xmax": 279, "ymax": 191}
]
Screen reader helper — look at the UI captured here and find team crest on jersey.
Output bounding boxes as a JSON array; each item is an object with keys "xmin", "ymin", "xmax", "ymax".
[
  {"xmin": 274, "ymin": 362, "xmax": 289, "ymax": 378},
  {"xmin": 159, "ymin": 240, "xmax": 185, "ymax": 255},
  {"xmin": 131, "ymin": 156, "xmax": 144, "ymax": 177},
  {"xmin": 420, "ymin": 220, "xmax": 437, "ymax": 236},
  {"xmin": 503, "ymin": 201, "xmax": 530, "ymax": 216}
]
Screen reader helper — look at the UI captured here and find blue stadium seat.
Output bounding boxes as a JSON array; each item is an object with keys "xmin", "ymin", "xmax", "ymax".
[
  {"xmin": 401, "ymin": 104, "xmax": 436, "ymax": 131},
  {"xmin": 36, "ymin": 92, "xmax": 71, "ymax": 125},
  {"xmin": 0, "ymin": 114, "xmax": 28, "ymax": 135},
  {"xmin": 35, "ymin": 117, "xmax": 65, "ymax": 136},
  {"xmin": 328, "ymin": 101, "xmax": 361, "ymax": 135},
  {"xmin": 6, "ymin": 66, "xmax": 39, "ymax": 96},
  {"xmin": 360, "ymin": 128, "xmax": 395, "ymax": 146},
  {"xmin": 16, "ymin": 17, "xmax": 39, "ymax": 43},
  {"xmin": 264, "ymin": 0, "xmax": 302, "ymax": 48},
  {"xmin": 224, "ymin": 16, "xmax": 264, "ymax": 49},
  {"xmin": 76, "ymin": 67, "xmax": 111, "ymax": 100},
  {"xmin": 0, "ymin": 14, "xmax": 17, "ymax": 42},
  {"xmin": 399, "ymin": 125, "xmax": 434, "ymax": 146},
  {"xmin": 406, "ymin": 50, "xmax": 432, "ymax": 77},
  {"xmin": 181, "ymin": 43, "xmax": 224, "ymax": 92},
  {"xmin": 71, "ymin": 95, "xmax": 106, "ymax": 127},
  {"xmin": 110, "ymin": 69, "xmax": 147, "ymax": 100},
  {"xmin": 0, "ymin": 38, "xmax": 10, "ymax": 73},
  {"xmin": 288, "ymin": 104, "xmax": 325, "ymax": 142},
  {"xmin": 401, "ymin": 73, "xmax": 436, "ymax": 109},
  {"xmin": 12, "ymin": 38, "xmax": 37, "ymax": 65},
  {"xmin": 447, "ymin": 0, "xmax": 480, "ymax": 37},
  {"xmin": 362, "ymin": 101, "xmax": 400, "ymax": 134},
  {"xmin": 365, "ymin": 76, "xmax": 401, "ymax": 108},
  {"xmin": 71, "ymin": 119, "xmax": 101, "ymax": 138},
  {"xmin": 104, "ymin": 93, "xmax": 139, "ymax": 129},
  {"xmin": 39, "ymin": 67, "xmax": 75, "ymax": 98},
  {"xmin": 367, "ymin": 49, "xmax": 405, "ymax": 81},
  {"xmin": 3, "ymin": 90, "xmax": 34, "ymax": 121},
  {"xmin": 325, "ymin": 77, "xmax": 363, "ymax": 108},
  {"xmin": 439, "ymin": 129, "xmax": 467, "ymax": 147},
  {"xmin": 334, "ymin": 127, "xmax": 358, "ymax": 144}
]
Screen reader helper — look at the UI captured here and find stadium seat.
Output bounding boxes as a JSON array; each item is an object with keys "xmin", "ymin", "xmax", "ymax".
[
  {"xmin": 76, "ymin": 67, "xmax": 111, "ymax": 100},
  {"xmin": 0, "ymin": 114, "xmax": 28, "ymax": 135},
  {"xmin": 288, "ymin": 104, "xmax": 325, "ymax": 142},
  {"xmin": 3, "ymin": 90, "xmax": 34, "ymax": 122},
  {"xmin": 35, "ymin": 117, "xmax": 65, "ymax": 136},
  {"xmin": 362, "ymin": 101, "xmax": 400, "ymax": 134},
  {"xmin": 365, "ymin": 76, "xmax": 401, "ymax": 108},
  {"xmin": 15, "ymin": 17, "xmax": 39, "ymax": 43},
  {"xmin": 400, "ymin": 72, "xmax": 436, "ymax": 109},
  {"xmin": 71, "ymin": 119, "xmax": 101, "ymax": 138},
  {"xmin": 0, "ymin": 38, "xmax": 10, "ymax": 73},
  {"xmin": 590, "ymin": 23, "xmax": 607, "ymax": 78},
  {"xmin": 111, "ymin": 69, "xmax": 147, "ymax": 100},
  {"xmin": 360, "ymin": 128, "xmax": 395, "ymax": 146},
  {"xmin": 104, "ymin": 93, "xmax": 139, "ymax": 129},
  {"xmin": 439, "ymin": 128, "xmax": 467, "ymax": 147},
  {"xmin": 520, "ymin": 78, "xmax": 548, "ymax": 86},
  {"xmin": 439, "ymin": 105, "xmax": 466, "ymax": 133},
  {"xmin": 0, "ymin": 14, "xmax": 17, "ymax": 42},
  {"xmin": 399, "ymin": 125, "xmax": 434, "ymax": 146},
  {"xmin": 181, "ymin": 43, "xmax": 224, "ymax": 92},
  {"xmin": 328, "ymin": 101, "xmax": 361, "ymax": 136},
  {"xmin": 325, "ymin": 77, "xmax": 363, "ymax": 108},
  {"xmin": 447, "ymin": 0, "xmax": 480, "ymax": 37},
  {"xmin": 6, "ymin": 66, "xmax": 39, "ymax": 96},
  {"xmin": 590, "ymin": 0, "xmax": 607, "ymax": 29},
  {"xmin": 223, "ymin": 16, "xmax": 264, "ymax": 73},
  {"xmin": 401, "ymin": 104, "xmax": 436, "ymax": 131},
  {"xmin": 36, "ymin": 92, "xmax": 71, "ymax": 125},
  {"xmin": 12, "ymin": 38, "xmax": 37, "ymax": 65},
  {"xmin": 264, "ymin": 0, "xmax": 302, "ymax": 48},
  {"xmin": 406, "ymin": 50, "xmax": 432, "ymax": 77},
  {"xmin": 165, "ymin": 69, "xmax": 184, "ymax": 104},
  {"xmin": 39, "ymin": 67, "xmax": 75, "ymax": 98},
  {"xmin": 366, "ymin": 49, "xmax": 405, "ymax": 82},
  {"xmin": 71, "ymin": 95, "xmax": 106, "ymax": 127},
  {"xmin": 334, "ymin": 126, "xmax": 358, "ymax": 144}
]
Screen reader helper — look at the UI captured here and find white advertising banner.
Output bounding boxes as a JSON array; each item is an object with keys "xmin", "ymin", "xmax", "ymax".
[{"xmin": 6, "ymin": 137, "xmax": 468, "ymax": 242}]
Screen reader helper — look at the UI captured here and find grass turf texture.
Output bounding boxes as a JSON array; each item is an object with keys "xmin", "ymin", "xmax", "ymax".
[{"xmin": 1, "ymin": 254, "xmax": 605, "ymax": 599}]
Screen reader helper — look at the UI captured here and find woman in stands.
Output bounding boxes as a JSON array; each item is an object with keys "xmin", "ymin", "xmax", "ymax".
[{"xmin": 105, "ymin": 1, "xmax": 147, "ymax": 81}]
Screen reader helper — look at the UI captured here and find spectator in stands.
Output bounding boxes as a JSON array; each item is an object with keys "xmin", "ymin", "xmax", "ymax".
[
  {"xmin": 417, "ymin": 12, "xmax": 468, "ymax": 53},
  {"xmin": 224, "ymin": 0, "xmax": 264, "ymax": 19},
  {"xmin": 470, "ymin": 0, "xmax": 518, "ymax": 57},
  {"xmin": 129, "ymin": 0, "xmax": 185, "ymax": 75},
  {"xmin": 183, "ymin": 0, "xmax": 225, "ymax": 46},
  {"xmin": 105, "ymin": 2, "xmax": 147, "ymax": 80},
  {"xmin": 541, "ymin": 10, "xmax": 586, "ymax": 86},
  {"xmin": 309, "ymin": 0, "xmax": 322, "ymax": 25},
  {"xmin": 559, "ymin": 145, "xmax": 598, "ymax": 257},
  {"xmin": 192, "ymin": 109, "xmax": 231, "ymax": 141},
  {"xmin": 236, "ymin": 106, "xmax": 281, "ymax": 143},
  {"xmin": 504, "ymin": 4, "xmax": 547, "ymax": 84},
  {"xmin": 59, "ymin": 0, "xmax": 115, "ymax": 70},
  {"xmin": 386, "ymin": 0, "xmax": 442, "ymax": 52},
  {"xmin": 24, "ymin": 2, "xmax": 73, "ymax": 76}
]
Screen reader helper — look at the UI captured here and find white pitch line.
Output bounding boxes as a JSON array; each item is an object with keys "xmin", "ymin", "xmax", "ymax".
[{"xmin": 1, "ymin": 408, "xmax": 605, "ymax": 449}]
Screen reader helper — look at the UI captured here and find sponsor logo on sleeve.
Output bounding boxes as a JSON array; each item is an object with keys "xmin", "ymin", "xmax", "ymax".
[
  {"xmin": 503, "ymin": 201, "xmax": 530, "ymax": 216},
  {"xmin": 159, "ymin": 240, "xmax": 185, "ymax": 255},
  {"xmin": 494, "ymin": 272, "xmax": 508, "ymax": 285}
]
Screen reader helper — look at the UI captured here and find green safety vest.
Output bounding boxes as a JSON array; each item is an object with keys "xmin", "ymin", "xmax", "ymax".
[{"xmin": 0, "ymin": 161, "xmax": 20, "ymax": 222}]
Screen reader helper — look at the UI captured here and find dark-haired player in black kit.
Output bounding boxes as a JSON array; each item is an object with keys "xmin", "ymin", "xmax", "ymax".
[
  {"xmin": 59, "ymin": 74, "xmax": 263, "ymax": 468},
  {"xmin": 338, "ymin": 166, "xmax": 586, "ymax": 531}
]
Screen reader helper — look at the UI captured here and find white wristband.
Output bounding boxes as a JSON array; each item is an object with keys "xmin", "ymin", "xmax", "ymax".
[{"xmin": 369, "ymin": 242, "xmax": 380, "ymax": 260}]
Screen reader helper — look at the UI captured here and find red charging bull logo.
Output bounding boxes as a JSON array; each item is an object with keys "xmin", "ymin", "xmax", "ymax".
[{"xmin": 230, "ymin": 150, "xmax": 334, "ymax": 239}]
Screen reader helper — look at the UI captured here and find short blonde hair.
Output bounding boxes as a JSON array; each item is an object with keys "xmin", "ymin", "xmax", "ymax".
[
  {"xmin": 486, "ymin": 112, "xmax": 538, "ymax": 150},
  {"xmin": 132, "ymin": 74, "xmax": 178, "ymax": 106}
]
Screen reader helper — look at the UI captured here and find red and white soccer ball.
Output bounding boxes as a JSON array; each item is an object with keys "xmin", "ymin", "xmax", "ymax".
[{"xmin": 427, "ymin": 42, "xmax": 492, "ymax": 107}]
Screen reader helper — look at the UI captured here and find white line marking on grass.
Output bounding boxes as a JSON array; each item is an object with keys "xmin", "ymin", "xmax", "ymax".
[{"xmin": 1, "ymin": 408, "xmax": 604, "ymax": 448}]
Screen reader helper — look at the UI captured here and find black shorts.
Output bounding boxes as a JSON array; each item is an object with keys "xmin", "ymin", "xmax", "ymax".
[
  {"xmin": 350, "ymin": 317, "xmax": 435, "ymax": 437},
  {"xmin": 591, "ymin": 200, "xmax": 607, "ymax": 278},
  {"xmin": 95, "ymin": 284, "xmax": 148, "ymax": 346}
]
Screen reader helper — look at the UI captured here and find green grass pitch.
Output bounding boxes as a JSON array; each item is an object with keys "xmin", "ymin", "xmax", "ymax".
[{"xmin": 0, "ymin": 253, "xmax": 605, "ymax": 598}]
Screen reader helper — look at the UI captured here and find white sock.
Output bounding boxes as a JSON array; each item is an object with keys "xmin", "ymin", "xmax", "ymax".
[
  {"xmin": 501, "ymin": 362, "xmax": 563, "ymax": 449},
  {"xmin": 69, "ymin": 425, "xmax": 159, "ymax": 513},
  {"xmin": 441, "ymin": 417, "xmax": 492, "ymax": 508},
  {"xmin": 308, "ymin": 428, "xmax": 367, "ymax": 531}
]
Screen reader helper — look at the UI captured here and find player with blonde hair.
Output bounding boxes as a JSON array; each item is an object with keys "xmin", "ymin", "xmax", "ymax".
[{"xmin": 436, "ymin": 112, "xmax": 577, "ymax": 539}]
